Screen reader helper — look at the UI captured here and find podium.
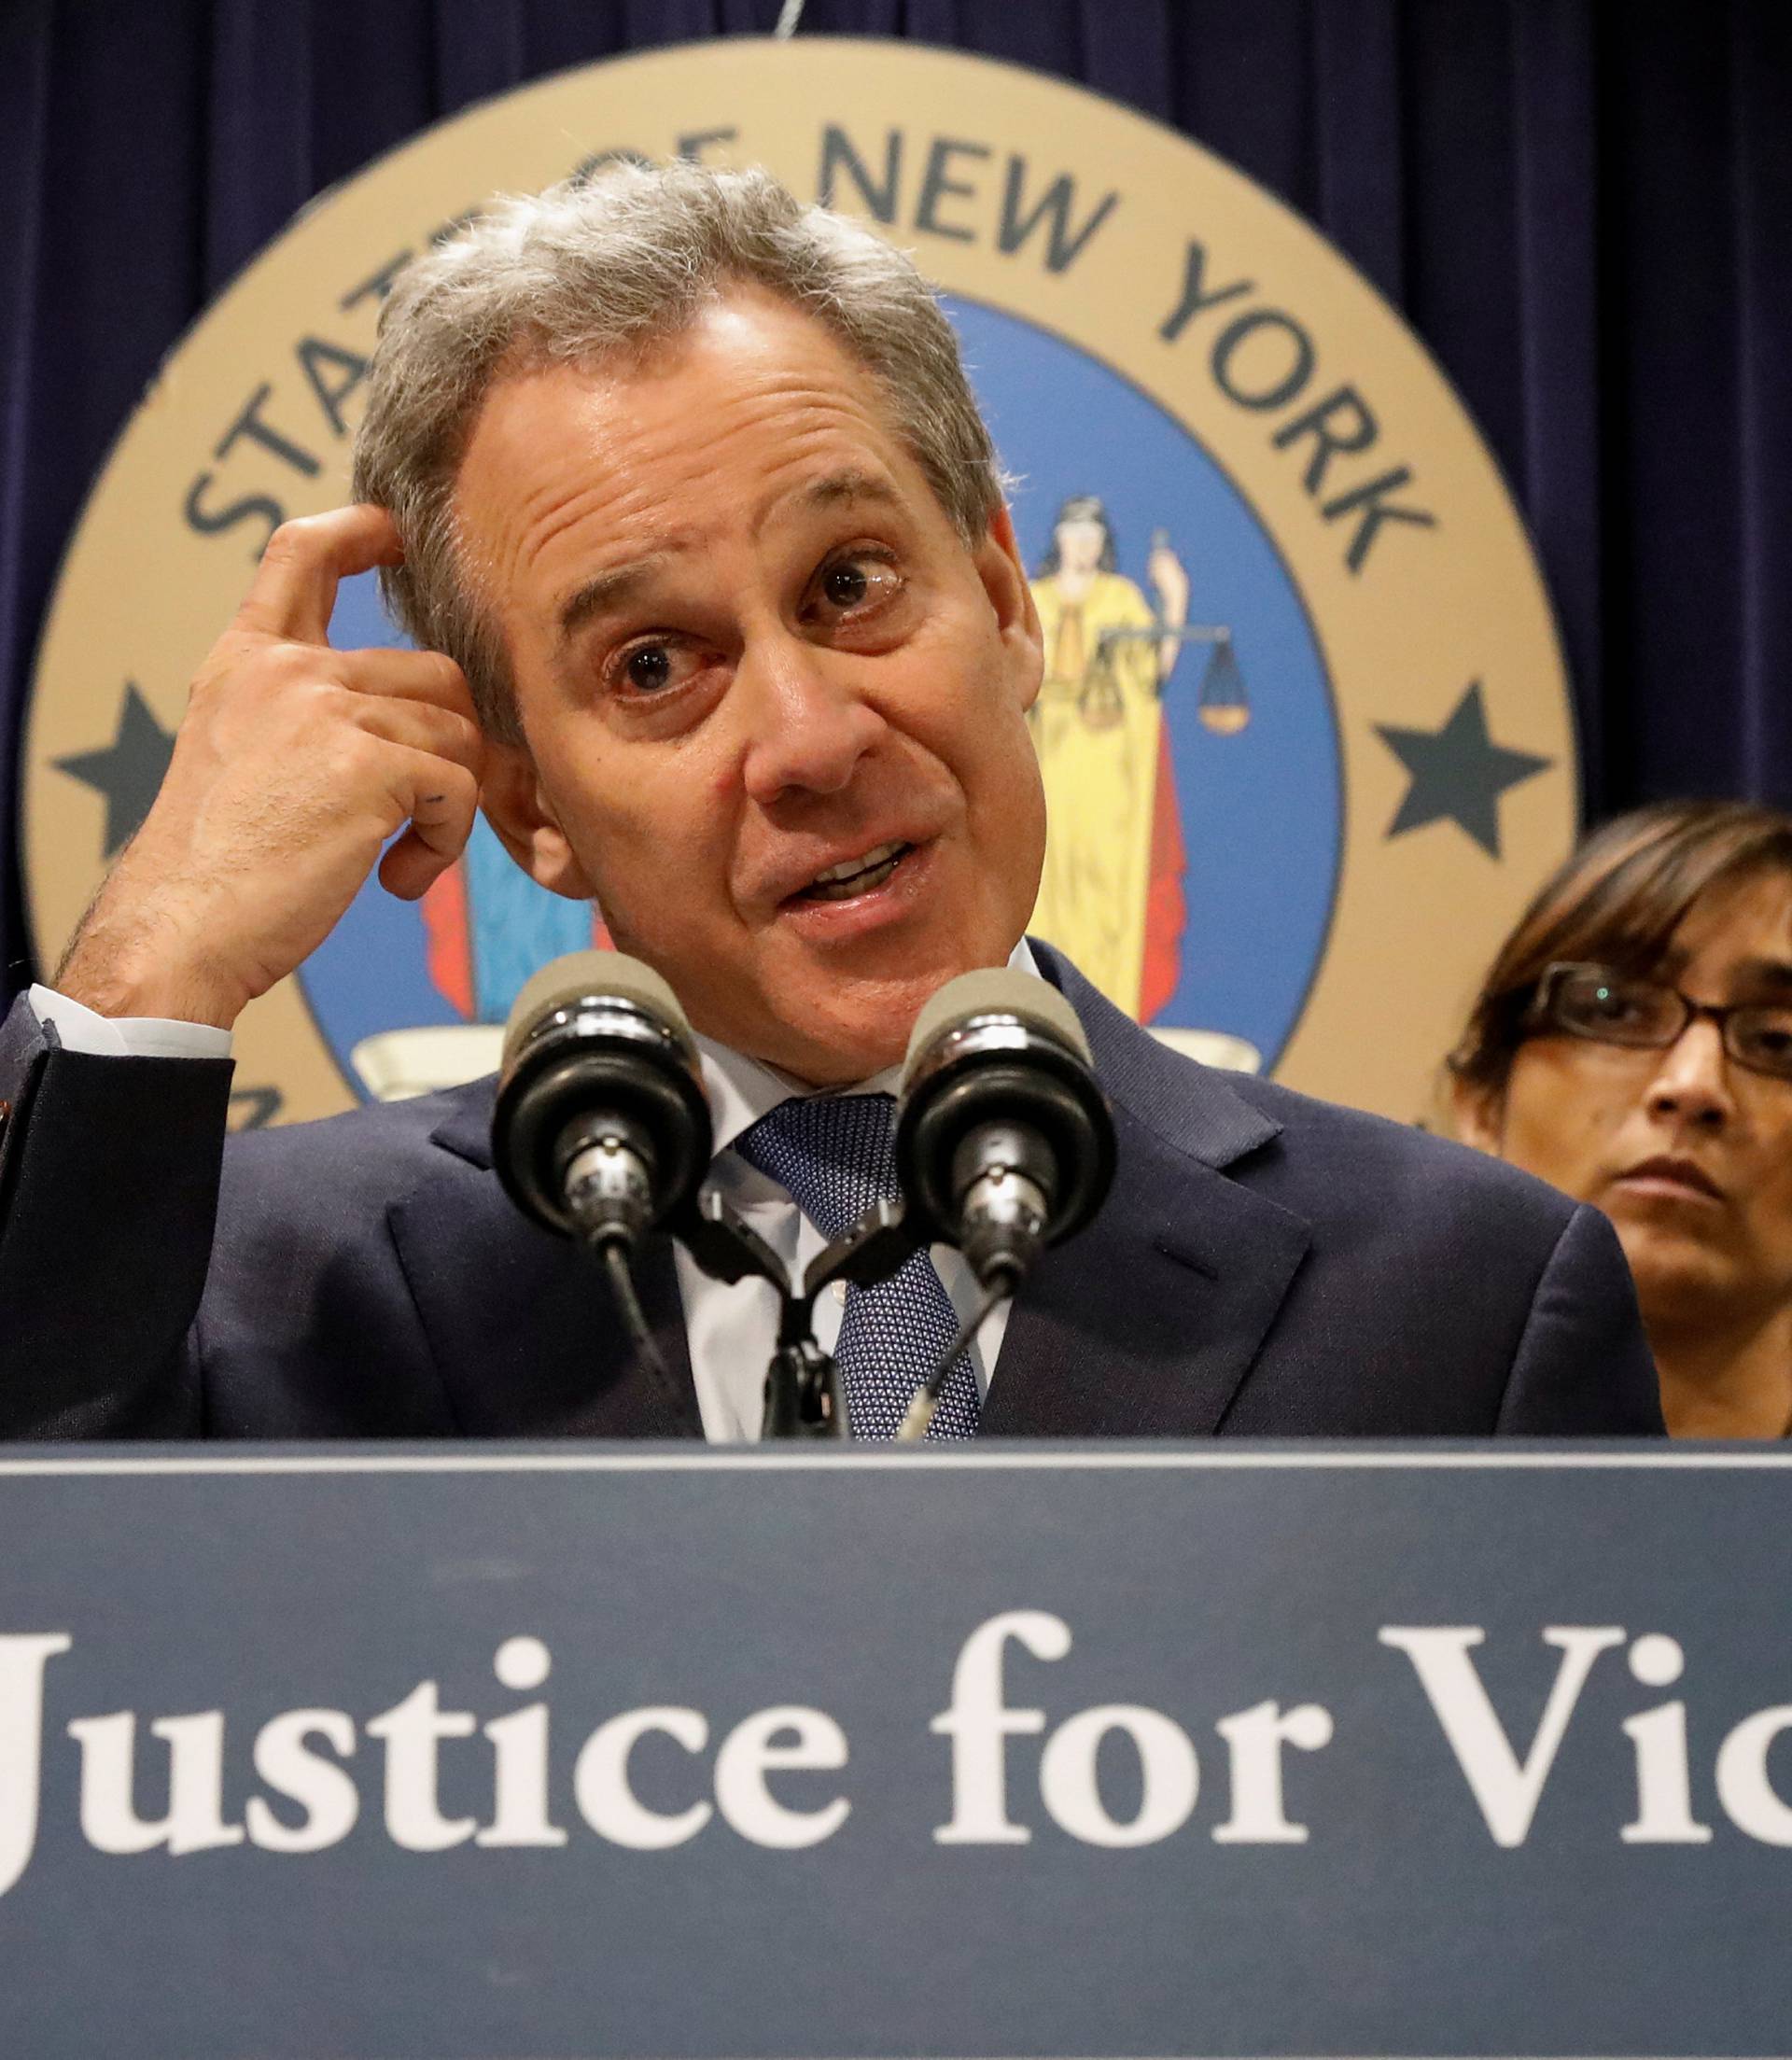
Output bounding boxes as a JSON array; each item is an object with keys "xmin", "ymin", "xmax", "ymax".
[{"xmin": 1, "ymin": 1438, "xmax": 1785, "ymax": 2057}]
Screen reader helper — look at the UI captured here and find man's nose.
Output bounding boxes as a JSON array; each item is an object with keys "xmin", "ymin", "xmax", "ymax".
[
  {"xmin": 1643, "ymin": 1017, "xmax": 1737, "ymax": 1130},
  {"xmin": 737, "ymin": 629, "xmax": 883, "ymax": 806}
]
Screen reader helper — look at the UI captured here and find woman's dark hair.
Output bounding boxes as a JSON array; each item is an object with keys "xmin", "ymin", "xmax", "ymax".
[{"xmin": 1450, "ymin": 798, "xmax": 1792, "ymax": 1099}]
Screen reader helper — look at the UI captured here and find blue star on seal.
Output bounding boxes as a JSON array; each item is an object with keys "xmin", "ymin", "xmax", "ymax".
[
  {"xmin": 54, "ymin": 682, "xmax": 176, "ymax": 859},
  {"xmin": 1375, "ymin": 682, "xmax": 1551, "ymax": 860}
]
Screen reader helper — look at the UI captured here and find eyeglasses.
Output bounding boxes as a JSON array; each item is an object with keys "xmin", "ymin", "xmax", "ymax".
[{"xmin": 1526, "ymin": 962, "xmax": 1792, "ymax": 1081}]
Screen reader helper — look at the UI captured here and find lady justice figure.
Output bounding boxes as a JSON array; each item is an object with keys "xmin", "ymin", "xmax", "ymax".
[{"xmin": 1028, "ymin": 496, "xmax": 1192, "ymax": 1018}]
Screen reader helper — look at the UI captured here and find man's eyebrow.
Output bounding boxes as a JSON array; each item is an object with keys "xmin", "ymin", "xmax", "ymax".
[
  {"xmin": 551, "ymin": 476, "xmax": 901, "ymax": 646},
  {"xmin": 795, "ymin": 469, "xmax": 903, "ymax": 514},
  {"xmin": 554, "ymin": 561, "xmax": 661, "ymax": 647}
]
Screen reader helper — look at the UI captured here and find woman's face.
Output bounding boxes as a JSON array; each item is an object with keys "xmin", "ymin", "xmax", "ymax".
[
  {"xmin": 1457, "ymin": 870, "xmax": 1792, "ymax": 1334},
  {"xmin": 1053, "ymin": 518, "xmax": 1106, "ymax": 576}
]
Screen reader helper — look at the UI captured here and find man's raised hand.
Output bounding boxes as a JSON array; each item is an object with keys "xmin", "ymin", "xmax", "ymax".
[{"xmin": 57, "ymin": 506, "xmax": 486, "ymax": 1030}]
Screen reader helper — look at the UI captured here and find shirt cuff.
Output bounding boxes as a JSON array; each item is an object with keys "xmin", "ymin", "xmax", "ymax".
[{"xmin": 29, "ymin": 985, "xmax": 234, "ymax": 1060}]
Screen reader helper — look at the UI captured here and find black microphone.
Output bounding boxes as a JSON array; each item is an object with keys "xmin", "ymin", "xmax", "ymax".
[
  {"xmin": 492, "ymin": 950, "xmax": 712, "ymax": 1255},
  {"xmin": 895, "ymin": 968, "xmax": 1115, "ymax": 1292}
]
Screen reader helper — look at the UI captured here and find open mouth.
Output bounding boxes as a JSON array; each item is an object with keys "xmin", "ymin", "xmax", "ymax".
[{"xmin": 794, "ymin": 839, "xmax": 914, "ymax": 904}]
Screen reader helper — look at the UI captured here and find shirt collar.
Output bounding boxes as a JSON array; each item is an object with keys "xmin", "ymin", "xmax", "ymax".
[{"xmin": 695, "ymin": 937, "xmax": 1043, "ymax": 1159}]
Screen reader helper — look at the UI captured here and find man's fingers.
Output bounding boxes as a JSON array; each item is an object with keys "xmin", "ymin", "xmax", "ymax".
[
  {"xmin": 234, "ymin": 505, "xmax": 404, "ymax": 646},
  {"xmin": 377, "ymin": 757, "xmax": 482, "ymax": 902},
  {"xmin": 378, "ymin": 826, "xmax": 460, "ymax": 903},
  {"xmin": 330, "ymin": 679, "xmax": 487, "ymax": 779},
  {"xmin": 334, "ymin": 646, "xmax": 480, "ymax": 722}
]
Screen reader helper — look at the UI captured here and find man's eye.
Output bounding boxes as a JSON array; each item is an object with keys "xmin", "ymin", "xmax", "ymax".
[
  {"xmin": 809, "ymin": 554, "xmax": 901, "ymax": 620},
  {"xmin": 623, "ymin": 644, "xmax": 675, "ymax": 693},
  {"xmin": 601, "ymin": 637, "xmax": 721, "ymax": 724},
  {"xmin": 824, "ymin": 562, "xmax": 870, "ymax": 609}
]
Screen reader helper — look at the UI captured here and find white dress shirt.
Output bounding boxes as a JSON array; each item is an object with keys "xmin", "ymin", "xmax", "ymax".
[{"xmin": 27, "ymin": 946, "xmax": 1036, "ymax": 1439}]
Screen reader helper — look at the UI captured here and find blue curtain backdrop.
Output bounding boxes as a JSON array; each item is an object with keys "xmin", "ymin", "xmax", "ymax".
[{"xmin": 2, "ymin": 0, "xmax": 1787, "ymax": 1002}]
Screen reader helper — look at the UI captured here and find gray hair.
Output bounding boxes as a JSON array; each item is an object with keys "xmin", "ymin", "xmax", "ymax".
[{"xmin": 351, "ymin": 158, "xmax": 1006, "ymax": 742}]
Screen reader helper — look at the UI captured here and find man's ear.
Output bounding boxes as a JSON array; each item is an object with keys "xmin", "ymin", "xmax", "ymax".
[
  {"xmin": 1450, "ymin": 1072, "xmax": 1505, "ymax": 1154},
  {"xmin": 479, "ymin": 741, "xmax": 595, "ymax": 900},
  {"xmin": 975, "ymin": 505, "xmax": 1044, "ymax": 715}
]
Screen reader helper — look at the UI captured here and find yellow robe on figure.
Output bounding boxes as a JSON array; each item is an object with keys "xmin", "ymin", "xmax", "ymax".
[{"xmin": 1027, "ymin": 570, "xmax": 1163, "ymax": 1016}]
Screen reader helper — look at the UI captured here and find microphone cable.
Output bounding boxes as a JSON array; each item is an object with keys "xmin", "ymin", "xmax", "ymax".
[
  {"xmin": 596, "ymin": 1235, "xmax": 674, "ymax": 1394},
  {"xmin": 896, "ymin": 1270, "xmax": 1014, "ymax": 1442}
]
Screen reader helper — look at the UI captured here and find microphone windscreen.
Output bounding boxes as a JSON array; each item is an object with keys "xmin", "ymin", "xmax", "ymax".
[
  {"xmin": 902, "ymin": 967, "xmax": 1092, "ymax": 1090},
  {"xmin": 502, "ymin": 949, "xmax": 695, "ymax": 1072}
]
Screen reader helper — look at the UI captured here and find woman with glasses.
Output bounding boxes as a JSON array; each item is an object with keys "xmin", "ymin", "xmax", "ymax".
[{"xmin": 1450, "ymin": 800, "xmax": 1792, "ymax": 1436}]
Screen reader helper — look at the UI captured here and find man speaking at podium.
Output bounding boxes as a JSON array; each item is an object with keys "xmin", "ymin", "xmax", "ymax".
[{"xmin": 0, "ymin": 162, "xmax": 1659, "ymax": 1441}]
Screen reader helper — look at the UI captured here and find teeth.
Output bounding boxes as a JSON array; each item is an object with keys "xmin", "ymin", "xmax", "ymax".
[
  {"xmin": 811, "ymin": 840, "xmax": 903, "ymax": 887},
  {"xmin": 803, "ymin": 841, "xmax": 910, "ymax": 902}
]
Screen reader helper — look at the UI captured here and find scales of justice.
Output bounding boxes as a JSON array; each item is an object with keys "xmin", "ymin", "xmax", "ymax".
[{"xmin": 348, "ymin": 500, "xmax": 1260, "ymax": 1104}]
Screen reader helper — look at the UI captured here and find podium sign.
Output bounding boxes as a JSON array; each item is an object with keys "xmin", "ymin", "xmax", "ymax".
[{"xmin": 1, "ymin": 1442, "xmax": 1787, "ymax": 2058}]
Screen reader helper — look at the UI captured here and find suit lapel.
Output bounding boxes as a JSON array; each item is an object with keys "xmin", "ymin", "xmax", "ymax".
[
  {"xmin": 980, "ymin": 1103, "xmax": 1311, "ymax": 1435},
  {"xmin": 982, "ymin": 946, "xmax": 1313, "ymax": 1436},
  {"xmin": 387, "ymin": 1082, "xmax": 702, "ymax": 1438}
]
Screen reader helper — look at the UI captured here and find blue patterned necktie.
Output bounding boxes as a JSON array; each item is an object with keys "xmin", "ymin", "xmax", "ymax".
[{"xmin": 735, "ymin": 1093, "xmax": 983, "ymax": 1440}]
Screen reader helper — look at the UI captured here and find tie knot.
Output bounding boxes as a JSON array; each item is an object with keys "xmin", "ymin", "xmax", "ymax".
[{"xmin": 734, "ymin": 1092, "xmax": 899, "ymax": 1240}]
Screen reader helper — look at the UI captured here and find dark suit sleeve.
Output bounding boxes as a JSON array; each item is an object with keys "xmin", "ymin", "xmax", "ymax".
[
  {"xmin": 1494, "ymin": 1200, "xmax": 1665, "ymax": 1435},
  {"xmin": 0, "ymin": 995, "xmax": 232, "ymax": 1436}
]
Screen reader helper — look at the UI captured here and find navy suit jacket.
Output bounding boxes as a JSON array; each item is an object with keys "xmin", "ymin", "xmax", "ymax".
[{"xmin": 0, "ymin": 946, "xmax": 1663, "ymax": 1438}]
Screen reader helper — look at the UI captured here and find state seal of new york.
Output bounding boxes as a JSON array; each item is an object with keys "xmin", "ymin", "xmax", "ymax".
[{"xmin": 23, "ymin": 40, "xmax": 1574, "ymax": 1127}]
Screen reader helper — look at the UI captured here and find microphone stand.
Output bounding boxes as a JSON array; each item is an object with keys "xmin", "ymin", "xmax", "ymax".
[{"xmin": 670, "ymin": 1191, "xmax": 922, "ymax": 1441}]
